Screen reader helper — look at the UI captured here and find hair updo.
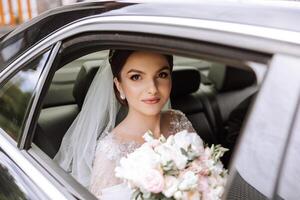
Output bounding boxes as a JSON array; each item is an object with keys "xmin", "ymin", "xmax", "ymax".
[{"xmin": 109, "ymin": 50, "xmax": 173, "ymax": 105}]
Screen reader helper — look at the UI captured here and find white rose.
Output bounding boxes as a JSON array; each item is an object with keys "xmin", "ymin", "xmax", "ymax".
[
  {"xmin": 162, "ymin": 175, "xmax": 179, "ymax": 198},
  {"xmin": 213, "ymin": 161, "xmax": 225, "ymax": 174},
  {"xmin": 142, "ymin": 131, "xmax": 161, "ymax": 148},
  {"xmin": 174, "ymin": 191, "xmax": 183, "ymax": 199},
  {"xmin": 178, "ymin": 171, "xmax": 198, "ymax": 191},
  {"xmin": 204, "ymin": 186, "xmax": 223, "ymax": 200}
]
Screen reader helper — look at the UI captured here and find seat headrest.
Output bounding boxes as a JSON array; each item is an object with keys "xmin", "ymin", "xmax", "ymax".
[
  {"xmin": 208, "ymin": 65, "xmax": 256, "ymax": 92},
  {"xmin": 73, "ymin": 61, "xmax": 100, "ymax": 109},
  {"xmin": 171, "ymin": 67, "xmax": 201, "ymax": 97}
]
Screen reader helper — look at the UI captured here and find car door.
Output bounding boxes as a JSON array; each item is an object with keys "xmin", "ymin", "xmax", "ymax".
[
  {"xmin": 226, "ymin": 54, "xmax": 300, "ymax": 199},
  {"xmin": 0, "ymin": 147, "xmax": 47, "ymax": 200},
  {"xmin": 273, "ymin": 55, "xmax": 300, "ymax": 200},
  {"xmin": 4, "ymin": 13, "xmax": 291, "ymax": 200},
  {"xmin": 0, "ymin": 44, "xmax": 77, "ymax": 200},
  {"xmin": 0, "ymin": 48, "xmax": 52, "ymax": 199}
]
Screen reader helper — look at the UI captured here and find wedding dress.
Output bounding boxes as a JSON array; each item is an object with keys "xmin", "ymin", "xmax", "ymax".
[{"xmin": 89, "ymin": 109, "xmax": 196, "ymax": 200}]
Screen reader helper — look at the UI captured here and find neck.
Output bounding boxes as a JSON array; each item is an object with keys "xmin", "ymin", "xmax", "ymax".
[{"xmin": 123, "ymin": 107, "xmax": 162, "ymax": 139}]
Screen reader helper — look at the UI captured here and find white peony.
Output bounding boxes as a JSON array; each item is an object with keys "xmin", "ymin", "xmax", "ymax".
[
  {"xmin": 115, "ymin": 143, "xmax": 160, "ymax": 189},
  {"xmin": 173, "ymin": 130, "xmax": 204, "ymax": 158},
  {"xmin": 115, "ymin": 129, "xmax": 228, "ymax": 200},
  {"xmin": 155, "ymin": 142, "xmax": 188, "ymax": 170}
]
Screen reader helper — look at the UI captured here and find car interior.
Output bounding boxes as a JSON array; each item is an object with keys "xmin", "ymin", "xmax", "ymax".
[{"xmin": 33, "ymin": 49, "xmax": 259, "ymax": 170}]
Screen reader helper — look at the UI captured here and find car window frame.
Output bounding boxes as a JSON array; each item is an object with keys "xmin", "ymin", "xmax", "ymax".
[
  {"xmin": 0, "ymin": 46, "xmax": 54, "ymax": 147},
  {"xmin": 19, "ymin": 30, "xmax": 272, "ymax": 200}
]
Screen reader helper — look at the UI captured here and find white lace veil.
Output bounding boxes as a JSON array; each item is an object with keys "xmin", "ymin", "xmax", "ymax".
[{"xmin": 54, "ymin": 54, "xmax": 120, "ymax": 187}]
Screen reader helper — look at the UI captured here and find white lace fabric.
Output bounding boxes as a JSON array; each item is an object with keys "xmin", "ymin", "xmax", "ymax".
[{"xmin": 89, "ymin": 109, "xmax": 196, "ymax": 199}]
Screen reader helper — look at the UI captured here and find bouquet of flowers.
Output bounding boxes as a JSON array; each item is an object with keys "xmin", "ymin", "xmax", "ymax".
[{"xmin": 115, "ymin": 130, "xmax": 228, "ymax": 200}]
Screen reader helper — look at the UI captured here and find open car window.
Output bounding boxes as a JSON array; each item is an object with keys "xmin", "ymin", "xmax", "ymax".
[{"xmin": 31, "ymin": 46, "xmax": 265, "ymax": 198}]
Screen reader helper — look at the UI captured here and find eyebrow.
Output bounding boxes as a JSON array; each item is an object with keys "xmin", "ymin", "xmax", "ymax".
[{"xmin": 127, "ymin": 66, "xmax": 170, "ymax": 74}]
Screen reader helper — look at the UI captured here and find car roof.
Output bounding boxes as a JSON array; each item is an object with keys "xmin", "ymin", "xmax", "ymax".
[{"xmin": 1, "ymin": 0, "xmax": 300, "ymax": 70}]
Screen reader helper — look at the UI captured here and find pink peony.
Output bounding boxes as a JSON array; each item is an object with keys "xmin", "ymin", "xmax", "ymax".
[
  {"xmin": 141, "ymin": 169, "xmax": 164, "ymax": 193},
  {"xmin": 198, "ymin": 176, "xmax": 210, "ymax": 194}
]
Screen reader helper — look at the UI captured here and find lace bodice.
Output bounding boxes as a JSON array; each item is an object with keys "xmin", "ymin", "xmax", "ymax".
[{"xmin": 89, "ymin": 109, "xmax": 195, "ymax": 199}]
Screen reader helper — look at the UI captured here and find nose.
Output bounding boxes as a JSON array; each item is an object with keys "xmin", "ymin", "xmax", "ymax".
[{"xmin": 147, "ymin": 78, "xmax": 158, "ymax": 95}]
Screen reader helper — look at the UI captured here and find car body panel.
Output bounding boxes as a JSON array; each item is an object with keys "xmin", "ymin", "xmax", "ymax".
[
  {"xmin": 0, "ymin": 147, "xmax": 47, "ymax": 200},
  {"xmin": 1, "ymin": 1, "xmax": 300, "ymax": 71},
  {"xmin": 0, "ymin": 2, "xmax": 133, "ymax": 70},
  {"xmin": 0, "ymin": 129, "xmax": 71, "ymax": 200}
]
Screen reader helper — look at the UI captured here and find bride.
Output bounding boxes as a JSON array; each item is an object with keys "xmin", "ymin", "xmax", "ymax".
[{"xmin": 54, "ymin": 50, "xmax": 197, "ymax": 199}]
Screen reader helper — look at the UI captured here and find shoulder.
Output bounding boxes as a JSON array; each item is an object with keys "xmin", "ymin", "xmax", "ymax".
[
  {"xmin": 163, "ymin": 109, "xmax": 187, "ymax": 126},
  {"xmin": 96, "ymin": 133, "xmax": 118, "ymax": 153},
  {"xmin": 163, "ymin": 109, "xmax": 187, "ymax": 120},
  {"xmin": 164, "ymin": 109, "xmax": 196, "ymax": 134}
]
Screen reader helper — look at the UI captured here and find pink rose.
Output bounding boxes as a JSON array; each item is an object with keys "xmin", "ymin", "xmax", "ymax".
[{"xmin": 141, "ymin": 169, "xmax": 164, "ymax": 193}]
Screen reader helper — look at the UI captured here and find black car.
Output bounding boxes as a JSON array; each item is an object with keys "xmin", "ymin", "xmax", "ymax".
[{"xmin": 0, "ymin": 1, "xmax": 300, "ymax": 199}]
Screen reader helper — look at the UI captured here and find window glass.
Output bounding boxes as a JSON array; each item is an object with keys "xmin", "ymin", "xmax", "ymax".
[
  {"xmin": 33, "ymin": 47, "xmax": 262, "ymax": 200},
  {"xmin": 43, "ymin": 51, "xmax": 108, "ymax": 107},
  {"xmin": 0, "ymin": 50, "xmax": 50, "ymax": 141}
]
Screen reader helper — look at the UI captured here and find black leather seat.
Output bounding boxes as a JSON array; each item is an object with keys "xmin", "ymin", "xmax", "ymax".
[
  {"xmin": 208, "ymin": 65, "xmax": 257, "ymax": 166},
  {"xmin": 170, "ymin": 65, "xmax": 257, "ymax": 147},
  {"xmin": 34, "ymin": 61, "xmax": 100, "ymax": 158},
  {"xmin": 170, "ymin": 67, "xmax": 218, "ymax": 145},
  {"xmin": 208, "ymin": 65, "xmax": 257, "ymax": 123}
]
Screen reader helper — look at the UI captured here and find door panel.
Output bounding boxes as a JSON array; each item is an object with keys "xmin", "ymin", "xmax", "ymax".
[{"xmin": 226, "ymin": 54, "xmax": 300, "ymax": 199}]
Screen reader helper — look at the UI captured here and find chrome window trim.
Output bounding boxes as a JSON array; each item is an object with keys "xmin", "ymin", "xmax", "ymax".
[
  {"xmin": 88, "ymin": 15, "xmax": 300, "ymax": 45},
  {"xmin": 2, "ymin": 15, "xmax": 300, "ymax": 83},
  {"xmin": 0, "ymin": 129, "xmax": 70, "ymax": 200},
  {"xmin": 0, "ymin": 128, "xmax": 17, "ymax": 146},
  {"xmin": 19, "ymin": 42, "xmax": 61, "ymax": 149}
]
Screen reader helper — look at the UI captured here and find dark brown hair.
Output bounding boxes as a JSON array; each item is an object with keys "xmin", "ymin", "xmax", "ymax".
[{"xmin": 109, "ymin": 50, "xmax": 173, "ymax": 105}]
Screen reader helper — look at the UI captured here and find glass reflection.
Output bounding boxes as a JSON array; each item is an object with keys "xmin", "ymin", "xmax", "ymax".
[
  {"xmin": 0, "ymin": 163, "xmax": 27, "ymax": 200},
  {"xmin": 0, "ymin": 51, "xmax": 50, "ymax": 141},
  {"xmin": 0, "ymin": 149, "xmax": 48, "ymax": 199}
]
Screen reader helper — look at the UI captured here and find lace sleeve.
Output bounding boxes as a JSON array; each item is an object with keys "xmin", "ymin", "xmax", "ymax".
[
  {"xmin": 169, "ymin": 109, "xmax": 196, "ymax": 133},
  {"xmin": 89, "ymin": 140, "xmax": 122, "ymax": 198}
]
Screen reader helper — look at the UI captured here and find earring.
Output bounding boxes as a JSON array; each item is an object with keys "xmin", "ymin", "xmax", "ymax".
[{"xmin": 120, "ymin": 93, "xmax": 125, "ymax": 100}]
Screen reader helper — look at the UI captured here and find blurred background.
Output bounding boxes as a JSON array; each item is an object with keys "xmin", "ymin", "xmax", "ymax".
[{"xmin": 0, "ymin": 0, "xmax": 81, "ymax": 37}]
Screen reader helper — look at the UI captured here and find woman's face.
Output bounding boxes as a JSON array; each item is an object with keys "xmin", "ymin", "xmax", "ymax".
[{"xmin": 114, "ymin": 51, "xmax": 172, "ymax": 116}]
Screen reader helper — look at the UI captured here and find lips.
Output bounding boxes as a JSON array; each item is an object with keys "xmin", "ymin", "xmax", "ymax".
[{"xmin": 142, "ymin": 97, "xmax": 161, "ymax": 104}]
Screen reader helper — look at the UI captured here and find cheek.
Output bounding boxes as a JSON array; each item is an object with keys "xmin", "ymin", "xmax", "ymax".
[
  {"xmin": 158, "ymin": 79, "xmax": 172, "ymax": 95},
  {"xmin": 122, "ymin": 81, "xmax": 144, "ymax": 99}
]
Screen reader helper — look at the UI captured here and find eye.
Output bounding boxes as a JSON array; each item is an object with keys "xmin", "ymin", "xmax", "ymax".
[
  {"xmin": 158, "ymin": 72, "xmax": 169, "ymax": 79},
  {"xmin": 130, "ymin": 74, "xmax": 141, "ymax": 81}
]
